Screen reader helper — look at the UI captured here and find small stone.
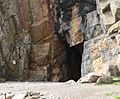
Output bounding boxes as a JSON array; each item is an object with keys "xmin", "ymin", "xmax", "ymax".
[
  {"xmin": 26, "ymin": 96, "xmax": 38, "ymax": 99},
  {"xmin": 65, "ymin": 80, "xmax": 76, "ymax": 84},
  {"xmin": 6, "ymin": 93, "xmax": 14, "ymax": 99},
  {"xmin": 39, "ymin": 95, "xmax": 46, "ymax": 99},
  {"xmin": 12, "ymin": 93, "xmax": 26, "ymax": 99}
]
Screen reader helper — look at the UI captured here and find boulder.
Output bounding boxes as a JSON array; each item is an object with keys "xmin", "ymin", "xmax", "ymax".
[
  {"xmin": 65, "ymin": 80, "xmax": 76, "ymax": 84},
  {"xmin": 77, "ymin": 72, "xmax": 101, "ymax": 83},
  {"xmin": 96, "ymin": 76, "xmax": 114, "ymax": 84}
]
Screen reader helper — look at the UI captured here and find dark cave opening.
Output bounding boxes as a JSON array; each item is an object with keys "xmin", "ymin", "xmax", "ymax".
[
  {"xmin": 65, "ymin": 42, "xmax": 84, "ymax": 81},
  {"xmin": 54, "ymin": 0, "xmax": 96, "ymax": 82}
]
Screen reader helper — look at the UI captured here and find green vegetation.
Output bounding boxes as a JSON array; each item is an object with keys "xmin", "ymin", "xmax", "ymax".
[
  {"xmin": 105, "ymin": 92, "xmax": 114, "ymax": 96},
  {"xmin": 114, "ymin": 96, "xmax": 120, "ymax": 99},
  {"xmin": 105, "ymin": 92, "xmax": 120, "ymax": 99},
  {"xmin": 112, "ymin": 76, "xmax": 120, "ymax": 85},
  {"xmin": 96, "ymin": 76, "xmax": 120, "ymax": 85},
  {"xmin": 113, "ymin": 82, "xmax": 120, "ymax": 85},
  {"xmin": 112, "ymin": 76, "xmax": 120, "ymax": 81}
]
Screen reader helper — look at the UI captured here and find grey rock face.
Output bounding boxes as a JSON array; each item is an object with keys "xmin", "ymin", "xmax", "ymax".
[
  {"xmin": 85, "ymin": 10, "xmax": 103, "ymax": 40},
  {"xmin": 0, "ymin": 0, "xmax": 120, "ymax": 82},
  {"xmin": 54, "ymin": 0, "xmax": 101, "ymax": 47},
  {"xmin": 0, "ymin": 0, "xmax": 31, "ymax": 80},
  {"xmin": 81, "ymin": 33, "xmax": 120, "ymax": 77},
  {"xmin": 0, "ymin": 0, "xmax": 67, "ymax": 81},
  {"xmin": 81, "ymin": 0, "xmax": 120, "ymax": 78}
]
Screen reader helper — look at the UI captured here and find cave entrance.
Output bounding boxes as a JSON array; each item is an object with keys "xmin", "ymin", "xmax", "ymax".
[{"xmin": 66, "ymin": 42, "xmax": 84, "ymax": 81}]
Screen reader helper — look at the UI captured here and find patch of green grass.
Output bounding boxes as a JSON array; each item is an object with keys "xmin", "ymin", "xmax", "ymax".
[
  {"xmin": 113, "ymin": 82, "xmax": 120, "ymax": 85},
  {"xmin": 105, "ymin": 93, "xmax": 113, "ymax": 96},
  {"xmin": 111, "ymin": 76, "xmax": 120, "ymax": 85},
  {"xmin": 112, "ymin": 76, "xmax": 120, "ymax": 81},
  {"xmin": 105, "ymin": 93, "xmax": 120, "ymax": 99},
  {"xmin": 114, "ymin": 96, "xmax": 120, "ymax": 99}
]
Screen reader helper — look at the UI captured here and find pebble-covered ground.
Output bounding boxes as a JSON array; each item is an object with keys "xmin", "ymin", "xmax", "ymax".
[{"xmin": 0, "ymin": 81, "xmax": 120, "ymax": 99}]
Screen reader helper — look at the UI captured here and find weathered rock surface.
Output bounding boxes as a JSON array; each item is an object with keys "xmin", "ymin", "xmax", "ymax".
[
  {"xmin": 77, "ymin": 72, "xmax": 101, "ymax": 83},
  {"xmin": 0, "ymin": 0, "xmax": 120, "ymax": 82},
  {"xmin": 53, "ymin": 0, "xmax": 104, "ymax": 81},
  {"xmin": 81, "ymin": 0, "xmax": 120, "ymax": 78},
  {"xmin": 0, "ymin": 0, "xmax": 102, "ymax": 81},
  {"xmin": 0, "ymin": 0, "xmax": 31, "ymax": 80},
  {"xmin": 107, "ymin": 21, "xmax": 120, "ymax": 34},
  {"xmin": 81, "ymin": 33, "xmax": 120, "ymax": 77},
  {"xmin": 0, "ymin": 0, "xmax": 67, "ymax": 81}
]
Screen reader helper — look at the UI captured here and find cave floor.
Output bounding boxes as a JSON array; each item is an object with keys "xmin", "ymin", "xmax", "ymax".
[{"xmin": 0, "ymin": 81, "xmax": 120, "ymax": 99}]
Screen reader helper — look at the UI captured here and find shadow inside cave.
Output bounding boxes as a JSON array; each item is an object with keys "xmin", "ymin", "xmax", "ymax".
[{"xmin": 65, "ymin": 42, "xmax": 84, "ymax": 81}]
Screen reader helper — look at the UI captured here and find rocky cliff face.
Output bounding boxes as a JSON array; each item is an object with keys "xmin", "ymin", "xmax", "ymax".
[
  {"xmin": 82, "ymin": 0, "xmax": 120, "ymax": 77},
  {"xmin": 0, "ymin": 0, "xmax": 120, "ymax": 81},
  {"xmin": 0, "ymin": 0, "xmax": 31, "ymax": 80},
  {"xmin": 0, "ymin": 0, "xmax": 66, "ymax": 81}
]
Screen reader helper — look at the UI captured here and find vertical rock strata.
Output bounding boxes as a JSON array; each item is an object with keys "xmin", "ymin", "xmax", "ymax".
[
  {"xmin": 0, "ymin": 0, "xmax": 31, "ymax": 80},
  {"xmin": 0, "ymin": 0, "xmax": 66, "ymax": 81}
]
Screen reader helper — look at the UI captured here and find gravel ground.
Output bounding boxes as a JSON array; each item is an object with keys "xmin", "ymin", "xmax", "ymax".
[{"xmin": 0, "ymin": 81, "xmax": 120, "ymax": 99}]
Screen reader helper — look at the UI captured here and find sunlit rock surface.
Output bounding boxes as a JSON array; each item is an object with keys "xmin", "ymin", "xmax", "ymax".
[{"xmin": 81, "ymin": 0, "xmax": 120, "ymax": 77}]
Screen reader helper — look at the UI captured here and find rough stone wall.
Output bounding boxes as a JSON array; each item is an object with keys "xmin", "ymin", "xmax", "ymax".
[
  {"xmin": 1, "ymin": 0, "xmax": 120, "ymax": 81},
  {"xmin": 53, "ymin": 0, "xmax": 104, "ymax": 80},
  {"xmin": 54, "ymin": 0, "xmax": 103, "ymax": 46},
  {"xmin": 81, "ymin": 33, "xmax": 120, "ymax": 76},
  {"xmin": 27, "ymin": 0, "xmax": 66, "ymax": 81},
  {"xmin": 0, "ymin": 0, "xmax": 31, "ymax": 80},
  {"xmin": 0, "ymin": 0, "xmax": 105, "ymax": 81},
  {"xmin": 81, "ymin": 0, "xmax": 120, "ymax": 77},
  {"xmin": 0, "ymin": 0, "xmax": 67, "ymax": 81}
]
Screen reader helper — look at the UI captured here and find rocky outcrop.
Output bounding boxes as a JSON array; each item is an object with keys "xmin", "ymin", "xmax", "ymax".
[
  {"xmin": 0, "ymin": 0, "xmax": 120, "ymax": 82},
  {"xmin": 81, "ymin": 0, "xmax": 120, "ymax": 77},
  {"xmin": 0, "ymin": 0, "xmax": 31, "ymax": 80},
  {"xmin": 81, "ymin": 33, "xmax": 120, "ymax": 76},
  {"xmin": 54, "ymin": 0, "xmax": 102, "ymax": 45},
  {"xmin": 53, "ymin": 0, "xmax": 104, "ymax": 81},
  {"xmin": 23, "ymin": 0, "xmax": 66, "ymax": 81},
  {"xmin": 0, "ymin": 0, "xmax": 66, "ymax": 81}
]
